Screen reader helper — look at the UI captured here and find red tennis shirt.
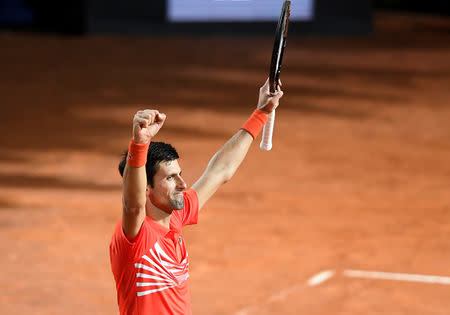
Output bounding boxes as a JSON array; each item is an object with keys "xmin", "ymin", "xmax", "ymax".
[{"xmin": 110, "ymin": 189, "xmax": 199, "ymax": 315}]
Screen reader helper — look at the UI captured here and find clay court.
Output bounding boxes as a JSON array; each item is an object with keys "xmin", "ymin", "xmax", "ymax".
[{"xmin": 1, "ymin": 13, "xmax": 449, "ymax": 315}]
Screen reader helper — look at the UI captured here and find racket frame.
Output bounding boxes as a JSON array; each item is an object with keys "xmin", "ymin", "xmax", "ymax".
[{"xmin": 260, "ymin": 0, "xmax": 291, "ymax": 151}]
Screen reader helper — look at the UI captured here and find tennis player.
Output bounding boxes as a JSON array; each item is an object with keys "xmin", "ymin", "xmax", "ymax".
[{"xmin": 109, "ymin": 78, "xmax": 283, "ymax": 314}]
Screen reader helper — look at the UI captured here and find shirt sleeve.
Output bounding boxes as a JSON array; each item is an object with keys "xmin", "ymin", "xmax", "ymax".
[
  {"xmin": 181, "ymin": 188, "xmax": 199, "ymax": 227},
  {"xmin": 109, "ymin": 219, "xmax": 155, "ymax": 264}
]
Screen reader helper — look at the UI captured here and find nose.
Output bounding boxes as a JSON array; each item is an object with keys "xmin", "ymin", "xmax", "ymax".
[{"xmin": 177, "ymin": 176, "xmax": 187, "ymax": 190}]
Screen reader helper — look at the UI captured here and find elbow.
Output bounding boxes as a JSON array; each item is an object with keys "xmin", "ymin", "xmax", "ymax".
[
  {"xmin": 221, "ymin": 177, "xmax": 230, "ymax": 185},
  {"xmin": 221, "ymin": 170, "xmax": 233, "ymax": 184},
  {"xmin": 122, "ymin": 197, "xmax": 146, "ymax": 215},
  {"xmin": 206, "ymin": 157, "xmax": 235, "ymax": 185},
  {"xmin": 217, "ymin": 162, "xmax": 239, "ymax": 184},
  {"xmin": 123, "ymin": 205, "xmax": 145, "ymax": 217}
]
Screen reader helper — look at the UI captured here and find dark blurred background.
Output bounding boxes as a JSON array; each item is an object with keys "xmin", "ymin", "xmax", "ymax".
[{"xmin": 0, "ymin": 0, "xmax": 448, "ymax": 37}]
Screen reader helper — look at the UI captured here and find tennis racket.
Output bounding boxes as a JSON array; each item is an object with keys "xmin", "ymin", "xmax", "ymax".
[{"xmin": 260, "ymin": 0, "xmax": 291, "ymax": 151}]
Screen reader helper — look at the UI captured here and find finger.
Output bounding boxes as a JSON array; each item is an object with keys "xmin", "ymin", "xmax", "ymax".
[
  {"xmin": 142, "ymin": 109, "xmax": 153, "ymax": 115},
  {"xmin": 274, "ymin": 90, "xmax": 284, "ymax": 101},
  {"xmin": 135, "ymin": 115, "xmax": 149, "ymax": 123},
  {"xmin": 150, "ymin": 113, "xmax": 156, "ymax": 124},
  {"xmin": 260, "ymin": 78, "xmax": 270, "ymax": 92},
  {"xmin": 269, "ymin": 87, "xmax": 283, "ymax": 100},
  {"xmin": 269, "ymin": 86, "xmax": 279, "ymax": 97},
  {"xmin": 135, "ymin": 117, "xmax": 149, "ymax": 127},
  {"xmin": 136, "ymin": 110, "xmax": 150, "ymax": 119},
  {"xmin": 141, "ymin": 109, "xmax": 157, "ymax": 117},
  {"xmin": 151, "ymin": 110, "xmax": 160, "ymax": 123},
  {"xmin": 156, "ymin": 113, "xmax": 166, "ymax": 123},
  {"xmin": 144, "ymin": 112, "xmax": 156, "ymax": 124}
]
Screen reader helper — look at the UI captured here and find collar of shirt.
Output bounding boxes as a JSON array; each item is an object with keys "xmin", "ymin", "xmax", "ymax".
[{"xmin": 146, "ymin": 216, "xmax": 181, "ymax": 241}]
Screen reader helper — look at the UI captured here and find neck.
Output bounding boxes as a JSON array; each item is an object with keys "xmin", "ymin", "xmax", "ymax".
[{"xmin": 146, "ymin": 199, "xmax": 172, "ymax": 229}]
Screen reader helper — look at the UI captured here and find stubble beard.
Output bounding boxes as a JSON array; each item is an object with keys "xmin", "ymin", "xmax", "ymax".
[{"xmin": 170, "ymin": 192, "xmax": 184, "ymax": 210}]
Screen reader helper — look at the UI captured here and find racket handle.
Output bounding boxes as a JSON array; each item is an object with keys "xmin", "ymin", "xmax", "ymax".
[{"xmin": 260, "ymin": 110, "xmax": 275, "ymax": 151}]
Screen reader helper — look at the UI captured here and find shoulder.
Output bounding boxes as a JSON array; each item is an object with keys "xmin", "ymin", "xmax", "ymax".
[
  {"xmin": 171, "ymin": 189, "xmax": 199, "ymax": 229},
  {"xmin": 110, "ymin": 217, "xmax": 156, "ymax": 251},
  {"xmin": 110, "ymin": 218, "xmax": 159, "ymax": 273},
  {"xmin": 183, "ymin": 188, "xmax": 199, "ymax": 209}
]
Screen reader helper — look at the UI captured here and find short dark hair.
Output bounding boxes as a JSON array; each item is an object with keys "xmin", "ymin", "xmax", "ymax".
[{"xmin": 118, "ymin": 142, "xmax": 179, "ymax": 187}]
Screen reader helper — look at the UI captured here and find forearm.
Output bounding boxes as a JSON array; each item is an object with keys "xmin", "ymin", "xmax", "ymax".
[{"xmin": 207, "ymin": 108, "xmax": 269, "ymax": 182}]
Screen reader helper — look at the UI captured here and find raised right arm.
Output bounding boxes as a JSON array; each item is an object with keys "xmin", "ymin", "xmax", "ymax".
[{"xmin": 122, "ymin": 110, "xmax": 166, "ymax": 239}]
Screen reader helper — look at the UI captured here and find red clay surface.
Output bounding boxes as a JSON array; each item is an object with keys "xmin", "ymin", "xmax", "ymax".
[{"xmin": 1, "ymin": 13, "xmax": 449, "ymax": 315}]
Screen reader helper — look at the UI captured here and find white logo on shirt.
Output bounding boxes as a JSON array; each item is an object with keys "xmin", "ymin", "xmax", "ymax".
[{"xmin": 135, "ymin": 242, "xmax": 189, "ymax": 297}]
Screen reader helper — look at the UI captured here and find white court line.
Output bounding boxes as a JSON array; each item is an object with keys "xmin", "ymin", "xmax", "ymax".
[
  {"xmin": 307, "ymin": 270, "xmax": 335, "ymax": 286},
  {"xmin": 268, "ymin": 283, "xmax": 303, "ymax": 302},
  {"xmin": 234, "ymin": 306, "xmax": 257, "ymax": 315},
  {"xmin": 235, "ymin": 268, "xmax": 450, "ymax": 315},
  {"xmin": 234, "ymin": 270, "xmax": 334, "ymax": 314},
  {"xmin": 344, "ymin": 269, "xmax": 450, "ymax": 285}
]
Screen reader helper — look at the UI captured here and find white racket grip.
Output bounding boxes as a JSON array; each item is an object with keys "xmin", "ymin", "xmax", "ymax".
[{"xmin": 260, "ymin": 110, "xmax": 275, "ymax": 151}]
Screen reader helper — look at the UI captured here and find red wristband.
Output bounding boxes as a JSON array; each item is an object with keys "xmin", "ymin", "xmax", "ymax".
[
  {"xmin": 126, "ymin": 139, "xmax": 150, "ymax": 168},
  {"xmin": 240, "ymin": 109, "xmax": 269, "ymax": 139}
]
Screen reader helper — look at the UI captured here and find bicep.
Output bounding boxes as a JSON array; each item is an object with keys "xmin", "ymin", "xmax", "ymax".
[{"xmin": 121, "ymin": 163, "xmax": 147, "ymax": 239}]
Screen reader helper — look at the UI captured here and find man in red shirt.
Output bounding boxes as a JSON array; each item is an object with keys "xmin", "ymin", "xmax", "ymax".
[{"xmin": 110, "ymin": 79, "xmax": 284, "ymax": 314}]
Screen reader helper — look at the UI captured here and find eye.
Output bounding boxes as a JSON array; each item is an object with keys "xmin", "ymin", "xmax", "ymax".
[{"xmin": 167, "ymin": 176, "xmax": 173, "ymax": 180}]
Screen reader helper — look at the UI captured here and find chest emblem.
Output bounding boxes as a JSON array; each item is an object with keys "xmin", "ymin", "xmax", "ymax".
[{"xmin": 135, "ymin": 242, "xmax": 189, "ymax": 297}]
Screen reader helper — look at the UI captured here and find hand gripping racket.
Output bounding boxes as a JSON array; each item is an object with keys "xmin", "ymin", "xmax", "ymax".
[{"xmin": 260, "ymin": 0, "xmax": 291, "ymax": 151}]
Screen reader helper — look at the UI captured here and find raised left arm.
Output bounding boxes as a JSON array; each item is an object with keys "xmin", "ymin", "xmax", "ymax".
[{"xmin": 192, "ymin": 79, "xmax": 284, "ymax": 210}]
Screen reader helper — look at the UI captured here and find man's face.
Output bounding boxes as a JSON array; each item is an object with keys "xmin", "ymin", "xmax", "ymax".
[{"xmin": 148, "ymin": 159, "xmax": 186, "ymax": 213}]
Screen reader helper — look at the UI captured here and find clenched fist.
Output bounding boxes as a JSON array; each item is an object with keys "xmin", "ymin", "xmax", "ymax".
[{"xmin": 132, "ymin": 109, "xmax": 166, "ymax": 144}]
